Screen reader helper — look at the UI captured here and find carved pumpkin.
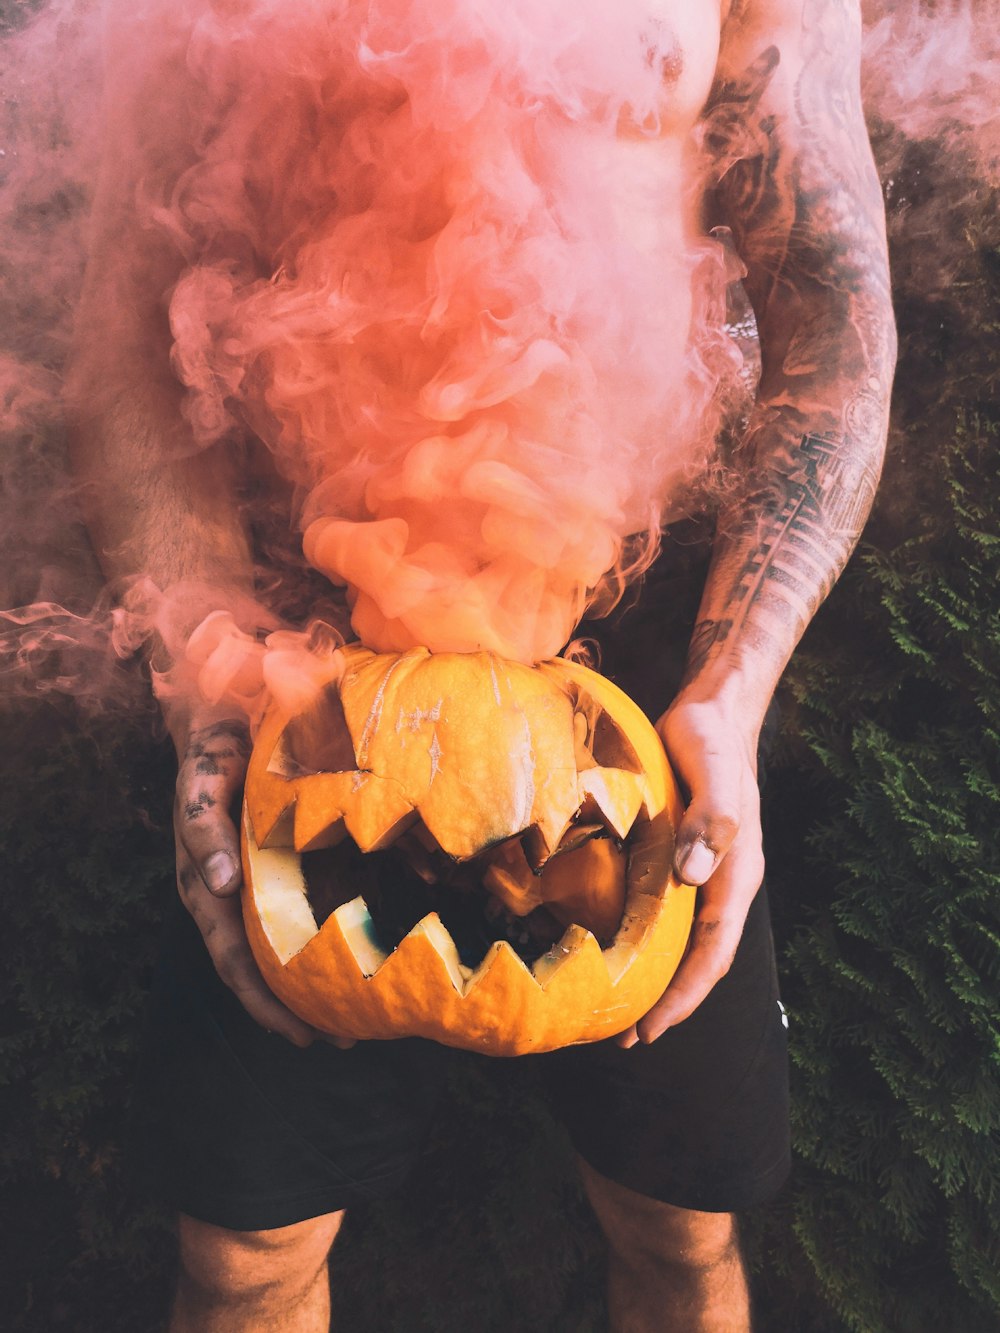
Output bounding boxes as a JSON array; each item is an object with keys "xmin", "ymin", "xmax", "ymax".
[{"xmin": 241, "ymin": 645, "xmax": 694, "ymax": 1054}]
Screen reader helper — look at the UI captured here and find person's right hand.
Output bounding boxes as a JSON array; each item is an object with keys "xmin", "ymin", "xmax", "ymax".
[{"xmin": 171, "ymin": 706, "xmax": 317, "ymax": 1047}]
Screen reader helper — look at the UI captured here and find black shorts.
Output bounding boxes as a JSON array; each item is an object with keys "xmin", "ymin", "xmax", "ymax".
[{"xmin": 132, "ymin": 883, "xmax": 790, "ymax": 1231}]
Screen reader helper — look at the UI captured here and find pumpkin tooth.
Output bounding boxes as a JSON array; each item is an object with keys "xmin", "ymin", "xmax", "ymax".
[
  {"xmin": 363, "ymin": 806, "xmax": 421, "ymax": 852},
  {"xmin": 331, "ymin": 904, "xmax": 469, "ymax": 990},
  {"xmin": 340, "ymin": 777, "xmax": 418, "ymax": 852},
  {"xmin": 530, "ymin": 787, "xmax": 584, "ymax": 864},
  {"xmin": 531, "ymin": 923, "xmax": 592, "ymax": 983},
  {"xmin": 531, "ymin": 924, "xmax": 610, "ymax": 986},
  {"xmin": 363, "ymin": 912, "xmax": 469, "ymax": 995},
  {"xmin": 577, "ymin": 768, "xmax": 647, "ymax": 841},
  {"xmin": 549, "ymin": 822, "xmax": 604, "ymax": 857},
  {"xmin": 285, "ymin": 772, "xmax": 356, "ymax": 850},
  {"xmin": 465, "ymin": 938, "xmax": 542, "ymax": 996},
  {"xmin": 255, "ymin": 799, "xmax": 295, "ymax": 849},
  {"xmin": 293, "ymin": 803, "xmax": 348, "ymax": 853},
  {"xmin": 521, "ymin": 811, "xmax": 583, "ymax": 870},
  {"xmin": 403, "ymin": 914, "xmax": 469, "ymax": 991},
  {"xmin": 295, "ymin": 820, "xmax": 349, "ymax": 853},
  {"xmin": 602, "ymin": 893, "xmax": 667, "ymax": 984},
  {"xmin": 242, "ymin": 818, "xmax": 319, "ymax": 964},
  {"xmin": 331, "ymin": 897, "xmax": 389, "ymax": 978}
]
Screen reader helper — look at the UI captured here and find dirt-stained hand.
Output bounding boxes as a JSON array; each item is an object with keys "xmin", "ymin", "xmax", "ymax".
[
  {"xmin": 616, "ymin": 696, "xmax": 765, "ymax": 1048},
  {"xmin": 171, "ymin": 707, "xmax": 321, "ymax": 1047}
]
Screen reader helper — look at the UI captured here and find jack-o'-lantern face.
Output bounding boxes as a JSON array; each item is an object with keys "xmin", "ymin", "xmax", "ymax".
[{"xmin": 242, "ymin": 646, "xmax": 694, "ymax": 1054}]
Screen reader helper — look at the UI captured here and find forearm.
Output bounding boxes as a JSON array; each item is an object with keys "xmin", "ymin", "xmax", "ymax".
[
  {"xmin": 677, "ymin": 332, "xmax": 893, "ymax": 733},
  {"xmin": 68, "ymin": 379, "xmax": 251, "ymax": 601},
  {"xmin": 66, "ymin": 340, "xmax": 255, "ymax": 739},
  {"xmin": 70, "ymin": 353, "xmax": 315, "ymax": 1046},
  {"xmin": 684, "ymin": 0, "xmax": 898, "ymax": 735},
  {"xmin": 66, "ymin": 140, "xmax": 253, "ymax": 625},
  {"xmin": 638, "ymin": 286, "xmax": 894, "ymax": 1036}
]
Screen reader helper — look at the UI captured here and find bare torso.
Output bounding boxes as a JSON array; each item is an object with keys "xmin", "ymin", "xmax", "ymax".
[
  {"xmin": 83, "ymin": 0, "xmax": 748, "ymax": 661},
  {"xmin": 270, "ymin": 1, "xmax": 737, "ymax": 656},
  {"xmin": 609, "ymin": 0, "xmax": 724, "ymax": 227},
  {"xmin": 551, "ymin": 0, "xmax": 728, "ymax": 536}
]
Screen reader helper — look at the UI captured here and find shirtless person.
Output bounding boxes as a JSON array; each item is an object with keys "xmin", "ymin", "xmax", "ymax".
[{"xmin": 68, "ymin": 0, "xmax": 895, "ymax": 1328}]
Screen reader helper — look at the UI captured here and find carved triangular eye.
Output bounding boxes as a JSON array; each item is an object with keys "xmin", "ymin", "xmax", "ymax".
[
  {"xmin": 269, "ymin": 683, "xmax": 357, "ymax": 778},
  {"xmin": 590, "ymin": 709, "xmax": 643, "ymax": 773},
  {"xmin": 568, "ymin": 684, "xmax": 643, "ymax": 773}
]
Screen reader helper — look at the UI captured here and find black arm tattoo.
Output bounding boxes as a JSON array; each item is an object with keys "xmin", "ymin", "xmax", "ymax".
[{"xmin": 687, "ymin": 0, "xmax": 896, "ymax": 688}]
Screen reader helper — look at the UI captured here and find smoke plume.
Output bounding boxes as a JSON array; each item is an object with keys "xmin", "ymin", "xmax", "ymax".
[{"xmin": 1, "ymin": 0, "xmax": 995, "ymax": 724}]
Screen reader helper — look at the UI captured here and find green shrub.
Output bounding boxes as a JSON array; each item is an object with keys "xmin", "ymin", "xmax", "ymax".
[{"xmin": 751, "ymin": 122, "xmax": 1000, "ymax": 1333}]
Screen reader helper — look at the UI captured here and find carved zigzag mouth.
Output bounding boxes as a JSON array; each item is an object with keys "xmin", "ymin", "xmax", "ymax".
[
  {"xmin": 244, "ymin": 800, "xmax": 674, "ymax": 996},
  {"xmin": 244, "ymin": 656, "xmax": 680, "ymax": 998}
]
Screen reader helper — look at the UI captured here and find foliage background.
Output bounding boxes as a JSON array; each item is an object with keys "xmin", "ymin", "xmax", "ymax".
[{"xmin": 1, "ymin": 11, "xmax": 998, "ymax": 1333}]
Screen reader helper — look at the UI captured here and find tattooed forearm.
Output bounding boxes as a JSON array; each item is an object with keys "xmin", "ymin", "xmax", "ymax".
[
  {"xmin": 685, "ymin": 423, "xmax": 881, "ymax": 684},
  {"xmin": 684, "ymin": 0, "xmax": 896, "ymax": 712}
]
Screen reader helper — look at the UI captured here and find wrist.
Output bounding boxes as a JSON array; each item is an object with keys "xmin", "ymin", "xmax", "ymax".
[
  {"xmin": 668, "ymin": 662, "xmax": 772, "ymax": 752},
  {"xmin": 160, "ymin": 696, "xmax": 250, "ymax": 758},
  {"xmin": 674, "ymin": 615, "xmax": 784, "ymax": 733}
]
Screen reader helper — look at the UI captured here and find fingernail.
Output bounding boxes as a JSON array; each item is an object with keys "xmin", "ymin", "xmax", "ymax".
[
  {"xmin": 204, "ymin": 851, "xmax": 237, "ymax": 893},
  {"xmin": 679, "ymin": 840, "xmax": 715, "ymax": 884}
]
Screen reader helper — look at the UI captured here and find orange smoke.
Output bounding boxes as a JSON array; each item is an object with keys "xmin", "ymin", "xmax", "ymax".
[
  {"xmin": 109, "ymin": 0, "xmax": 739, "ymax": 664},
  {"xmin": 31, "ymin": 1, "xmax": 1000, "ymax": 716},
  {"xmin": 862, "ymin": 0, "xmax": 1000, "ymax": 184},
  {"xmin": 5, "ymin": 0, "xmax": 996, "ymax": 719}
]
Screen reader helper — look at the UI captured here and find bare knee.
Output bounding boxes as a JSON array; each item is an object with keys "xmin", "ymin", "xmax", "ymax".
[
  {"xmin": 579, "ymin": 1157, "xmax": 740, "ymax": 1276},
  {"xmin": 177, "ymin": 1211, "xmax": 344, "ymax": 1306}
]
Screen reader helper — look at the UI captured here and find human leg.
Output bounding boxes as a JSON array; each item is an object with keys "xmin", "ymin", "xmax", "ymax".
[
  {"xmin": 542, "ymin": 888, "xmax": 790, "ymax": 1208},
  {"xmin": 539, "ymin": 888, "xmax": 788, "ymax": 1328},
  {"xmin": 131, "ymin": 898, "xmax": 449, "ymax": 1323},
  {"xmin": 579, "ymin": 1159, "xmax": 749, "ymax": 1333},
  {"xmin": 171, "ymin": 1212, "xmax": 343, "ymax": 1332},
  {"xmin": 132, "ymin": 895, "xmax": 450, "ymax": 1218}
]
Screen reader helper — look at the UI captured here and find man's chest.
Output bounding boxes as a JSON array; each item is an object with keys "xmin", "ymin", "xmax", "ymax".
[{"xmin": 615, "ymin": 0, "xmax": 724, "ymax": 137}]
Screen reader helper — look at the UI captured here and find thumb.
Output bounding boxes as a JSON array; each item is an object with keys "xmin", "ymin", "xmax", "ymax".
[
  {"xmin": 175, "ymin": 718, "xmax": 251, "ymax": 897},
  {"xmin": 176, "ymin": 785, "xmax": 244, "ymax": 896},
  {"xmin": 674, "ymin": 807, "xmax": 741, "ymax": 887},
  {"xmin": 670, "ymin": 748, "xmax": 743, "ymax": 885}
]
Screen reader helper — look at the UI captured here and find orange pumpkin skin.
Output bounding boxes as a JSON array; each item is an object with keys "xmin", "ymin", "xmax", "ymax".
[{"xmin": 241, "ymin": 646, "xmax": 695, "ymax": 1055}]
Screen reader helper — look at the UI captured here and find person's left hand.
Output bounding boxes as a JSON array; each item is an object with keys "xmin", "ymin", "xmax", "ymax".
[{"xmin": 616, "ymin": 694, "xmax": 765, "ymax": 1048}]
